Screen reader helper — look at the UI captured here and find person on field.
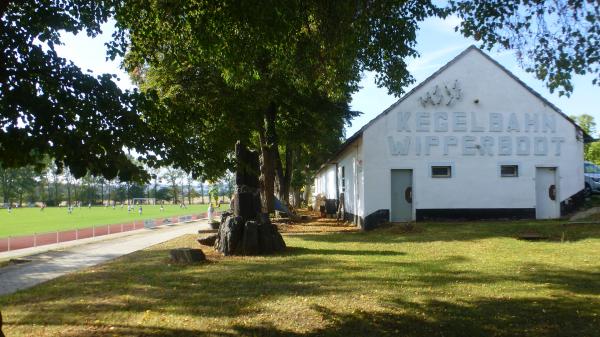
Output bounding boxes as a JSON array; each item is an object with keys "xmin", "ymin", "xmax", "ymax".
[
  {"xmin": 208, "ymin": 203, "xmax": 214, "ymax": 222},
  {"xmin": 138, "ymin": 205, "xmax": 143, "ymax": 215}
]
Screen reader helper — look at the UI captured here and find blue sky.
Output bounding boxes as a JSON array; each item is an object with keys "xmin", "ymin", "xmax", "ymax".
[{"xmin": 56, "ymin": 16, "xmax": 599, "ymax": 138}]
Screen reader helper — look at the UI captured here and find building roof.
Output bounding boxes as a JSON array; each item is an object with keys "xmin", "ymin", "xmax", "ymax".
[{"xmin": 317, "ymin": 45, "xmax": 593, "ymax": 173}]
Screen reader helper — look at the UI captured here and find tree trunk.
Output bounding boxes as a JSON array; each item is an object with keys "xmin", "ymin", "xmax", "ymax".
[
  {"xmin": 181, "ymin": 182, "xmax": 185, "ymax": 204},
  {"xmin": 67, "ymin": 182, "xmax": 71, "ymax": 206},
  {"xmin": 303, "ymin": 168, "xmax": 312, "ymax": 208},
  {"xmin": 153, "ymin": 178, "xmax": 158, "ymax": 201},
  {"xmin": 290, "ymin": 187, "xmax": 302, "ymax": 208},
  {"xmin": 1, "ymin": 175, "xmax": 8, "ymax": 205},
  {"xmin": 200, "ymin": 182, "xmax": 204, "ymax": 204},
  {"xmin": 275, "ymin": 145, "xmax": 293, "ymax": 207},
  {"xmin": 100, "ymin": 180, "xmax": 104, "ymax": 204},
  {"xmin": 107, "ymin": 182, "xmax": 112, "ymax": 205},
  {"xmin": 258, "ymin": 102, "xmax": 277, "ymax": 213},
  {"xmin": 46, "ymin": 180, "xmax": 51, "ymax": 204},
  {"xmin": 188, "ymin": 180, "xmax": 192, "ymax": 205},
  {"xmin": 53, "ymin": 175, "xmax": 59, "ymax": 204},
  {"xmin": 171, "ymin": 180, "xmax": 178, "ymax": 204},
  {"xmin": 214, "ymin": 141, "xmax": 285, "ymax": 256}
]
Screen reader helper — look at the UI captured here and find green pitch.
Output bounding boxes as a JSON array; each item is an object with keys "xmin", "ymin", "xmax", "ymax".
[{"xmin": 0, "ymin": 204, "xmax": 212, "ymax": 238}]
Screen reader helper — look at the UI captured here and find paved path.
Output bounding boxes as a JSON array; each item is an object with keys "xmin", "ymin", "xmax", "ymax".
[{"xmin": 0, "ymin": 221, "xmax": 209, "ymax": 296}]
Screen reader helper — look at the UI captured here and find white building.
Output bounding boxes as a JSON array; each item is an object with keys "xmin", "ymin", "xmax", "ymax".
[{"xmin": 314, "ymin": 46, "xmax": 591, "ymax": 230}]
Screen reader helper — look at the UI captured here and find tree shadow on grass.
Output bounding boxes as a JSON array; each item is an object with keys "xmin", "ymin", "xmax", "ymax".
[
  {"xmin": 284, "ymin": 246, "xmax": 406, "ymax": 257},
  {"xmin": 1, "ymin": 239, "xmax": 599, "ymax": 336},
  {"xmin": 10, "ymin": 296, "xmax": 598, "ymax": 337},
  {"xmin": 295, "ymin": 221, "xmax": 600, "ymax": 244},
  {"xmin": 232, "ymin": 297, "xmax": 600, "ymax": 337},
  {"xmin": 4, "ymin": 250, "xmax": 378, "ymax": 327}
]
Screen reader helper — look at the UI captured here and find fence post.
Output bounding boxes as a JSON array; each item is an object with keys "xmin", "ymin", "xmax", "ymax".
[
  {"xmin": 76, "ymin": 229, "xmax": 79, "ymax": 240},
  {"xmin": 121, "ymin": 223, "xmax": 124, "ymax": 233},
  {"xmin": 34, "ymin": 233, "xmax": 37, "ymax": 247},
  {"xmin": 8, "ymin": 236, "xmax": 10, "ymax": 251},
  {"xmin": 56, "ymin": 231, "xmax": 59, "ymax": 244},
  {"xmin": 93, "ymin": 226, "xmax": 95, "ymax": 237}
]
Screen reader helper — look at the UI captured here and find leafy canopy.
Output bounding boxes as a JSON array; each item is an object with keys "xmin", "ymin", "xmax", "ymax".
[
  {"xmin": 111, "ymin": 0, "xmax": 440, "ymax": 179},
  {"xmin": 0, "ymin": 0, "xmax": 155, "ymax": 180},
  {"xmin": 451, "ymin": 0, "xmax": 600, "ymax": 96}
]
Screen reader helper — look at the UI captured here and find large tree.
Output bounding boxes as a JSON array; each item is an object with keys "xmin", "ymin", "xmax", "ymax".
[
  {"xmin": 112, "ymin": 0, "xmax": 437, "ymax": 211},
  {"xmin": 2, "ymin": 0, "xmax": 599, "ymax": 202}
]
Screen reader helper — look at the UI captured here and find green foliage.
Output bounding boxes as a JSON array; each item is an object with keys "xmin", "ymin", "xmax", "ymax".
[
  {"xmin": 3, "ymin": 0, "xmax": 598, "ymax": 192},
  {"xmin": 113, "ymin": 1, "xmax": 441, "ymax": 97},
  {"xmin": 155, "ymin": 186, "xmax": 173, "ymax": 202},
  {"xmin": 586, "ymin": 142, "xmax": 600, "ymax": 165},
  {"xmin": 450, "ymin": 0, "xmax": 600, "ymax": 96},
  {"xmin": 570, "ymin": 114, "xmax": 598, "ymax": 161},
  {"xmin": 0, "ymin": 165, "xmax": 37, "ymax": 205},
  {"xmin": 209, "ymin": 184, "xmax": 219, "ymax": 205},
  {"xmin": 570, "ymin": 114, "xmax": 596, "ymax": 136},
  {"xmin": 0, "ymin": 0, "xmax": 154, "ymax": 181},
  {"xmin": 110, "ymin": 0, "xmax": 440, "ymax": 181}
]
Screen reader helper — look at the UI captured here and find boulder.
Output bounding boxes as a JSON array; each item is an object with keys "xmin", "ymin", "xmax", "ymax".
[
  {"xmin": 214, "ymin": 216, "xmax": 245, "ymax": 255},
  {"xmin": 169, "ymin": 248, "xmax": 206, "ymax": 263},
  {"xmin": 197, "ymin": 233, "xmax": 218, "ymax": 246},
  {"xmin": 241, "ymin": 221, "xmax": 260, "ymax": 255},
  {"xmin": 257, "ymin": 222, "xmax": 286, "ymax": 254}
]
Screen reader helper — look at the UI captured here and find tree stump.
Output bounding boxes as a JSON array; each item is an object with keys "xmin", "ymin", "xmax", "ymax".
[
  {"xmin": 169, "ymin": 248, "xmax": 206, "ymax": 263},
  {"xmin": 214, "ymin": 141, "xmax": 286, "ymax": 256}
]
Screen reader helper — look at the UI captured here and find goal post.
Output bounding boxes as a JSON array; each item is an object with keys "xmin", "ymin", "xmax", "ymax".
[{"xmin": 132, "ymin": 198, "xmax": 156, "ymax": 205}]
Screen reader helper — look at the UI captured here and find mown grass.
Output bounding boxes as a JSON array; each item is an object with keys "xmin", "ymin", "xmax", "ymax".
[
  {"xmin": 0, "ymin": 204, "xmax": 210, "ymax": 238},
  {"xmin": 0, "ymin": 220, "xmax": 599, "ymax": 336}
]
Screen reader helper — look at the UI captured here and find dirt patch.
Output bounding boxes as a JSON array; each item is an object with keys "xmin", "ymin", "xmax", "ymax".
[{"xmin": 273, "ymin": 210, "xmax": 359, "ymax": 234}]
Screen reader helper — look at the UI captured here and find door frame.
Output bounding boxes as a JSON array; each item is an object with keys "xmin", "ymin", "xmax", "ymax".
[
  {"xmin": 534, "ymin": 165, "xmax": 560, "ymax": 219},
  {"xmin": 390, "ymin": 168, "xmax": 415, "ymax": 221}
]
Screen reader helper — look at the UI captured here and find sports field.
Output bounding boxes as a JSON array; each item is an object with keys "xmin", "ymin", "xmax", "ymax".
[{"xmin": 0, "ymin": 204, "xmax": 211, "ymax": 238}]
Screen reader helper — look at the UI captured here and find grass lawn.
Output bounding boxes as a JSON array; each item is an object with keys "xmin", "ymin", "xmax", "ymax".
[
  {"xmin": 0, "ymin": 204, "xmax": 210, "ymax": 238},
  {"xmin": 0, "ymin": 219, "xmax": 599, "ymax": 336}
]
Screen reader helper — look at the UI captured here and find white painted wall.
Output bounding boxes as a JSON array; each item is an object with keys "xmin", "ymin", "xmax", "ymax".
[
  {"xmin": 313, "ymin": 139, "xmax": 364, "ymax": 217},
  {"xmin": 314, "ymin": 164, "xmax": 337, "ymax": 200},
  {"xmin": 361, "ymin": 48, "xmax": 584, "ymax": 219}
]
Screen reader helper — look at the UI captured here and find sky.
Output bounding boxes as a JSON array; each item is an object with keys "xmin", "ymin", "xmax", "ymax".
[{"xmin": 56, "ymin": 16, "xmax": 600, "ymax": 139}]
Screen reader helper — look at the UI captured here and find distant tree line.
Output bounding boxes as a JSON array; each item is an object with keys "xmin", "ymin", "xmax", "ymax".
[
  {"xmin": 0, "ymin": 159, "xmax": 233, "ymax": 207},
  {"xmin": 571, "ymin": 114, "xmax": 600, "ymax": 164}
]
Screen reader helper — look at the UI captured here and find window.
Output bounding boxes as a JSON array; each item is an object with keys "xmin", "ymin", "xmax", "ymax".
[
  {"xmin": 500, "ymin": 165, "xmax": 519, "ymax": 177},
  {"xmin": 431, "ymin": 166, "xmax": 451, "ymax": 178}
]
